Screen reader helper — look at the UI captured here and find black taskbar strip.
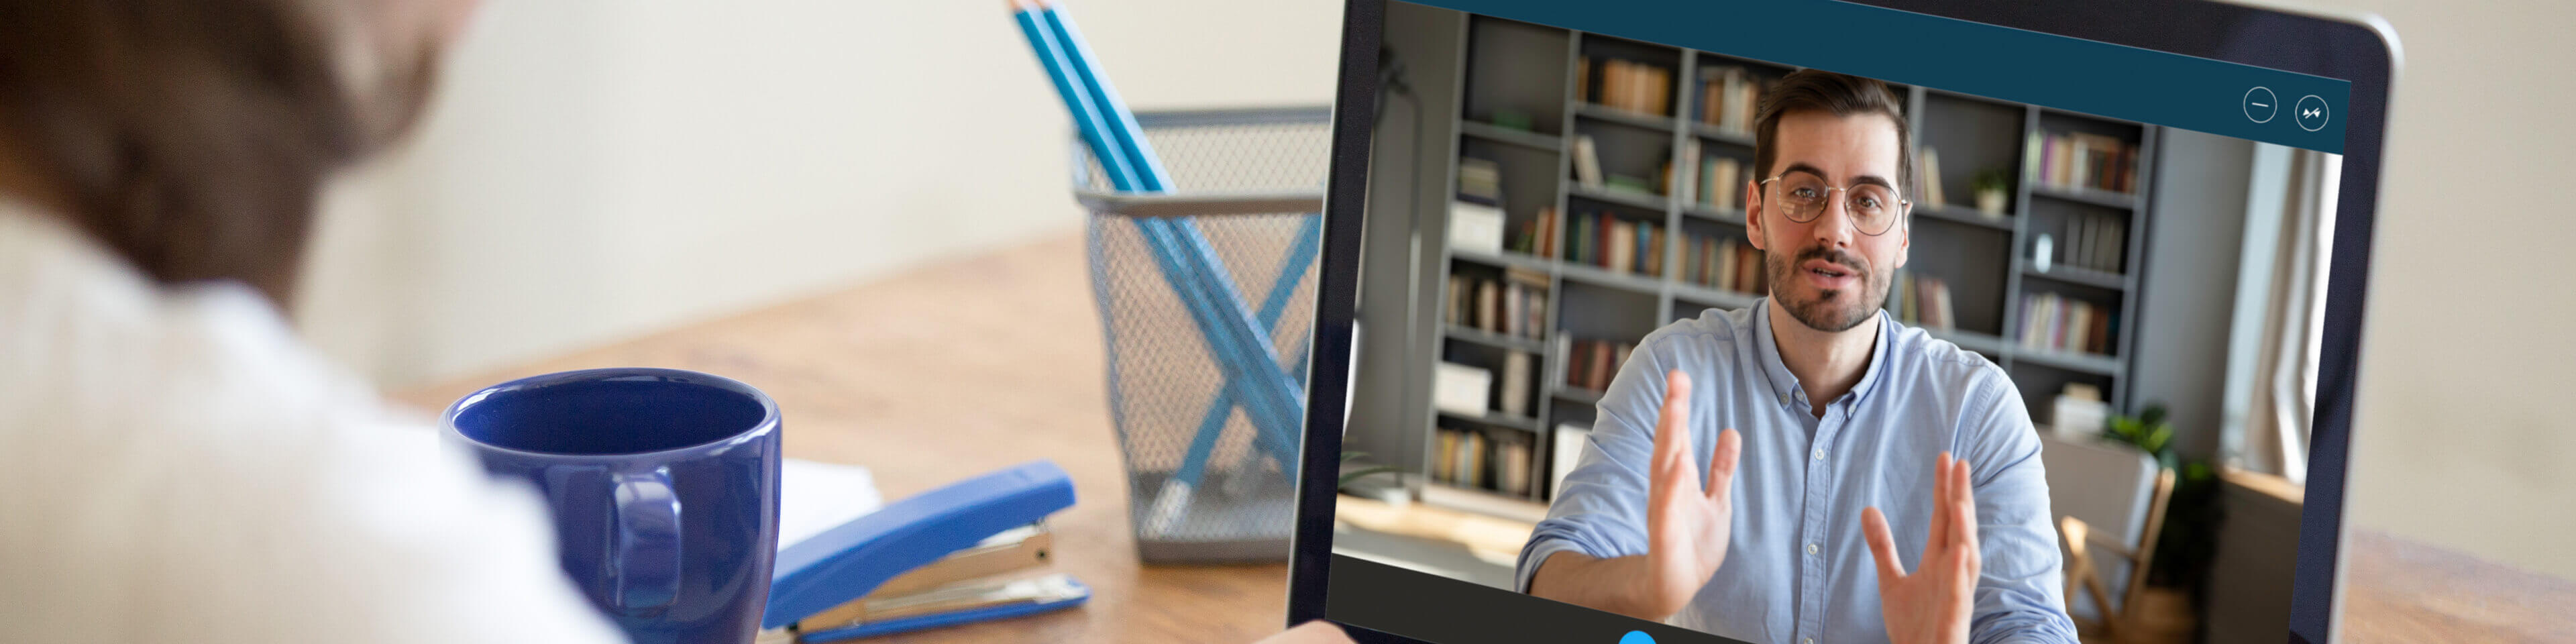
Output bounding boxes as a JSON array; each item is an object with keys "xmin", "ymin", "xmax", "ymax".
[{"xmin": 1326, "ymin": 553, "xmax": 1754, "ymax": 644}]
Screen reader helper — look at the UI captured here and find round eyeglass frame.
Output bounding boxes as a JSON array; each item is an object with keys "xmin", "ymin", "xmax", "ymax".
[{"xmin": 1756, "ymin": 171, "xmax": 1913, "ymax": 236}]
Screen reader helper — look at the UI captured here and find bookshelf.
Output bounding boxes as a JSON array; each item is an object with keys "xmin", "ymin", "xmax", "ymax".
[{"xmin": 1379, "ymin": 15, "xmax": 2161, "ymax": 519}]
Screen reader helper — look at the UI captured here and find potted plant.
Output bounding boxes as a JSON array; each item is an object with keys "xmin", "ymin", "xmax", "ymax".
[
  {"xmin": 1970, "ymin": 168, "xmax": 2011, "ymax": 219},
  {"xmin": 2100, "ymin": 405, "xmax": 2222, "ymax": 639}
]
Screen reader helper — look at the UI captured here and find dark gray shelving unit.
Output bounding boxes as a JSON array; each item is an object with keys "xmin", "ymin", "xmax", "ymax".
[{"xmin": 1366, "ymin": 12, "xmax": 2160, "ymax": 519}]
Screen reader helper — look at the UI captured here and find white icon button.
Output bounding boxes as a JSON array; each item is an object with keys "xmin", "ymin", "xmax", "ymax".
[
  {"xmin": 2295, "ymin": 95, "xmax": 2330, "ymax": 132},
  {"xmin": 2244, "ymin": 87, "xmax": 2277, "ymax": 123}
]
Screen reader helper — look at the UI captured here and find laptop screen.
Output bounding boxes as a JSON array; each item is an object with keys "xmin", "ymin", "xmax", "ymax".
[{"xmin": 1322, "ymin": 1, "xmax": 2349, "ymax": 642}]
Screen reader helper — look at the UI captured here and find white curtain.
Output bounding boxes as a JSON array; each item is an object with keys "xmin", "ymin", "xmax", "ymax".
[{"xmin": 2232, "ymin": 148, "xmax": 2341, "ymax": 485}]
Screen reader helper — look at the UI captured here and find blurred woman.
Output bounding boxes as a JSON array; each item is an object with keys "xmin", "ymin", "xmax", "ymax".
[
  {"xmin": 0, "ymin": 1, "xmax": 624, "ymax": 641},
  {"xmin": 0, "ymin": 2, "xmax": 1354, "ymax": 643}
]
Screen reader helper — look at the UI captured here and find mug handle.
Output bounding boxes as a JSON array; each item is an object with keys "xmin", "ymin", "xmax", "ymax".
[{"xmin": 610, "ymin": 468, "xmax": 684, "ymax": 611}]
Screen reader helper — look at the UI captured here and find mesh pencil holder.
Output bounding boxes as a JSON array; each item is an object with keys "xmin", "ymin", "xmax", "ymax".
[{"xmin": 1071, "ymin": 107, "xmax": 1332, "ymax": 563}]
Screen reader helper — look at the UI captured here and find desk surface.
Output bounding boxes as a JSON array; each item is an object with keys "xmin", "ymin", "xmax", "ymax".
[{"xmin": 394, "ymin": 234, "xmax": 2568, "ymax": 643}]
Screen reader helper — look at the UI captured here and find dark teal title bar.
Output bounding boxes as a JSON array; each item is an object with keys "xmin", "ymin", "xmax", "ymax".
[{"xmin": 1397, "ymin": 0, "xmax": 2351, "ymax": 154}]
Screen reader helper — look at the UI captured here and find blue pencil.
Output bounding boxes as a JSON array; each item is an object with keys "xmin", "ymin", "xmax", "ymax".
[
  {"xmin": 1035, "ymin": 5, "xmax": 1307, "ymax": 460},
  {"xmin": 1011, "ymin": 0, "xmax": 1314, "ymax": 535},
  {"xmin": 1014, "ymin": 2, "xmax": 1300, "ymax": 449}
]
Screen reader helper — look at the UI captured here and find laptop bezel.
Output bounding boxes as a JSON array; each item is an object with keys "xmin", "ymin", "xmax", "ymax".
[{"xmin": 1289, "ymin": 2, "xmax": 2396, "ymax": 642}]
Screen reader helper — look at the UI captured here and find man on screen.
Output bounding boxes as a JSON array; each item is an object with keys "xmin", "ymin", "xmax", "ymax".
[{"xmin": 1517, "ymin": 70, "xmax": 2077, "ymax": 644}]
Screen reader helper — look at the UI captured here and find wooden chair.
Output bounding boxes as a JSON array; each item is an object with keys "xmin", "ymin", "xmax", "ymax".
[{"xmin": 2037, "ymin": 433, "xmax": 2177, "ymax": 641}]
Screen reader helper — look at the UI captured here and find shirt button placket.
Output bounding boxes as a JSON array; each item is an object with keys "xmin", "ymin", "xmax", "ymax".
[{"xmin": 1797, "ymin": 407, "xmax": 1843, "ymax": 642}]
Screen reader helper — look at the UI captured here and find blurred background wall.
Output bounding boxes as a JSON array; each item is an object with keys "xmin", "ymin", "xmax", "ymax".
[
  {"xmin": 294, "ymin": 0, "xmax": 1345, "ymax": 388},
  {"xmin": 2292, "ymin": 0, "xmax": 2576, "ymax": 584},
  {"xmin": 292, "ymin": 0, "xmax": 2576, "ymax": 581}
]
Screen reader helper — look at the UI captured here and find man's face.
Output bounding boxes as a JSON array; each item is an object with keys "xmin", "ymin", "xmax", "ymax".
[{"xmin": 1746, "ymin": 111, "xmax": 1909, "ymax": 333}]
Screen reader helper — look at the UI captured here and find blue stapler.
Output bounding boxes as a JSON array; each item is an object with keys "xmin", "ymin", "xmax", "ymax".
[{"xmin": 757, "ymin": 461, "xmax": 1088, "ymax": 643}]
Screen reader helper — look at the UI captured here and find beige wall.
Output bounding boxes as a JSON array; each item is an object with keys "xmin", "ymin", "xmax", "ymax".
[
  {"xmin": 2282, "ymin": 0, "xmax": 2576, "ymax": 580},
  {"xmin": 299, "ymin": 0, "xmax": 2576, "ymax": 578},
  {"xmin": 296, "ymin": 0, "xmax": 1348, "ymax": 388}
]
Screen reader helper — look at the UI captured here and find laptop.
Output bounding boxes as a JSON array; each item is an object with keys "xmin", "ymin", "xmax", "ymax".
[{"xmin": 1288, "ymin": 1, "xmax": 2397, "ymax": 643}]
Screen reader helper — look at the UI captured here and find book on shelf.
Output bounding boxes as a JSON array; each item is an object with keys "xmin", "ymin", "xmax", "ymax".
[
  {"xmin": 1497, "ymin": 433, "xmax": 1534, "ymax": 497},
  {"xmin": 1512, "ymin": 206, "xmax": 1561, "ymax": 258},
  {"xmin": 1560, "ymin": 337, "xmax": 1640, "ymax": 392},
  {"xmin": 1430, "ymin": 427, "xmax": 1540, "ymax": 498},
  {"xmin": 1433, "ymin": 428, "xmax": 1487, "ymax": 489},
  {"xmin": 1564, "ymin": 211, "xmax": 1666, "ymax": 277},
  {"xmin": 1919, "ymin": 148, "xmax": 1947, "ymax": 207},
  {"xmin": 1507, "ymin": 267, "xmax": 1546, "ymax": 336},
  {"xmin": 1470, "ymin": 431, "xmax": 1490, "ymax": 490},
  {"xmin": 1573, "ymin": 136, "xmax": 1605, "ymax": 191},
  {"xmin": 1734, "ymin": 241, "xmax": 1763, "ymax": 294},
  {"xmin": 1549, "ymin": 423, "xmax": 1592, "ymax": 500},
  {"xmin": 1551, "ymin": 335, "xmax": 1570, "ymax": 386},
  {"xmin": 1885, "ymin": 270, "xmax": 1957, "ymax": 331},
  {"xmin": 1446, "ymin": 275, "xmax": 1468, "ymax": 326},
  {"xmin": 1576, "ymin": 56, "xmax": 1590, "ymax": 104},
  {"xmin": 1458, "ymin": 156, "xmax": 1503, "ymax": 205},
  {"xmin": 1697, "ymin": 66, "xmax": 1766, "ymax": 133},
  {"xmin": 1499, "ymin": 351, "xmax": 1535, "ymax": 417},
  {"xmin": 1587, "ymin": 341, "xmax": 1613, "ymax": 392},
  {"xmin": 1444, "ymin": 270, "xmax": 1550, "ymax": 340},
  {"xmin": 1591, "ymin": 57, "xmax": 1672, "ymax": 115},
  {"xmin": 1698, "ymin": 156, "xmax": 1742, "ymax": 210},
  {"xmin": 2029, "ymin": 130, "xmax": 2141, "ymax": 193},
  {"xmin": 1513, "ymin": 268, "xmax": 1548, "ymax": 335},
  {"xmin": 1605, "ymin": 218, "xmax": 1633, "ymax": 276},
  {"xmin": 1681, "ymin": 233, "xmax": 1768, "ymax": 294},
  {"xmin": 1477, "ymin": 280, "xmax": 1501, "ymax": 333},
  {"xmin": 1670, "ymin": 139, "xmax": 1699, "ymax": 204},
  {"xmin": 1433, "ymin": 429, "xmax": 1457, "ymax": 483},
  {"xmin": 2017, "ymin": 292, "xmax": 2118, "ymax": 356},
  {"xmin": 2048, "ymin": 211, "xmax": 2127, "ymax": 274},
  {"xmin": 1644, "ymin": 225, "xmax": 1665, "ymax": 278}
]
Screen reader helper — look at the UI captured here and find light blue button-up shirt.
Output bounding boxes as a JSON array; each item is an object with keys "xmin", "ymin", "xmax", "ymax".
[{"xmin": 1515, "ymin": 300, "xmax": 2077, "ymax": 644}]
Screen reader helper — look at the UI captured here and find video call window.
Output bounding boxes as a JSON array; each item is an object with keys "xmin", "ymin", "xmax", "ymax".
[{"xmin": 1328, "ymin": 2, "xmax": 2345, "ymax": 643}]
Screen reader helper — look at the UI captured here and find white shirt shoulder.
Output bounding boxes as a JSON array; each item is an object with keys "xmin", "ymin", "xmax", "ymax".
[{"xmin": 0, "ymin": 205, "xmax": 626, "ymax": 644}]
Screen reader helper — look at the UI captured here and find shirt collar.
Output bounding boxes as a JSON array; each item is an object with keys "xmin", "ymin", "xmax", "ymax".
[{"xmin": 1750, "ymin": 298, "xmax": 1895, "ymax": 410}]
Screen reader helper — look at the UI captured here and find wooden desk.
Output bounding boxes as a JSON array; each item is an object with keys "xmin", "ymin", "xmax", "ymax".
[
  {"xmin": 392, "ymin": 233, "xmax": 2569, "ymax": 643},
  {"xmin": 393, "ymin": 235, "xmax": 1287, "ymax": 644},
  {"xmin": 2341, "ymin": 529, "xmax": 2576, "ymax": 642}
]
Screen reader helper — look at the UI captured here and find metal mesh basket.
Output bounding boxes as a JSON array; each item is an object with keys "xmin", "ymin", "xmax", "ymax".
[{"xmin": 1072, "ymin": 107, "xmax": 1330, "ymax": 562}]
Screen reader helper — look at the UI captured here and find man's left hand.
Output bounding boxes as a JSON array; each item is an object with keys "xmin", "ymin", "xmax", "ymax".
[{"xmin": 1861, "ymin": 452, "xmax": 1980, "ymax": 644}]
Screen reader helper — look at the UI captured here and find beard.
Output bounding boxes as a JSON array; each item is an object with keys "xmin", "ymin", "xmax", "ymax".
[{"xmin": 1764, "ymin": 243, "xmax": 1888, "ymax": 333}]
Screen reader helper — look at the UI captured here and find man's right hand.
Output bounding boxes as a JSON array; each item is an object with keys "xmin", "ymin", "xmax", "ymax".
[
  {"xmin": 1640, "ymin": 370, "xmax": 1744, "ymax": 619},
  {"xmin": 1527, "ymin": 370, "xmax": 1743, "ymax": 622}
]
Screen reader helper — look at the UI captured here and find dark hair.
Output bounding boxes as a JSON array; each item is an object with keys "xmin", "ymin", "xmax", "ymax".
[
  {"xmin": 0, "ymin": 1, "xmax": 437, "ymax": 307},
  {"xmin": 1752, "ymin": 69, "xmax": 1915, "ymax": 200}
]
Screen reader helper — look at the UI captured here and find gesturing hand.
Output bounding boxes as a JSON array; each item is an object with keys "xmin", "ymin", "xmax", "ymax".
[
  {"xmin": 1640, "ymin": 370, "xmax": 1743, "ymax": 621},
  {"xmin": 1862, "ymin": 453, "xmax": 1980, "ymax": 644}
]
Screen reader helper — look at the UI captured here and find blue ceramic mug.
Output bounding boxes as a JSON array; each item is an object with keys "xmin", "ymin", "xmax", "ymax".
[{"xmin": 443, "ymin": 368, "xmax": 782, "ymax": 644}]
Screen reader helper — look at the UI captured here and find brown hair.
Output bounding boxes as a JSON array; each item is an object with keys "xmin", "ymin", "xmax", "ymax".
[
  {"xmin": 0, "ymin": 1, "xmax": 438, "ymax": 307},
  {"xmin": 1752, "ymin": 69, "xmax": 1915, "ymax": 200}
]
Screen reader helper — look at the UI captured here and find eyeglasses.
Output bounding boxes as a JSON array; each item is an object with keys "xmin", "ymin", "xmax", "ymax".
[{"xmin": 1757, "ymin": 170, "xmax": 1911, "ymax": 236}]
